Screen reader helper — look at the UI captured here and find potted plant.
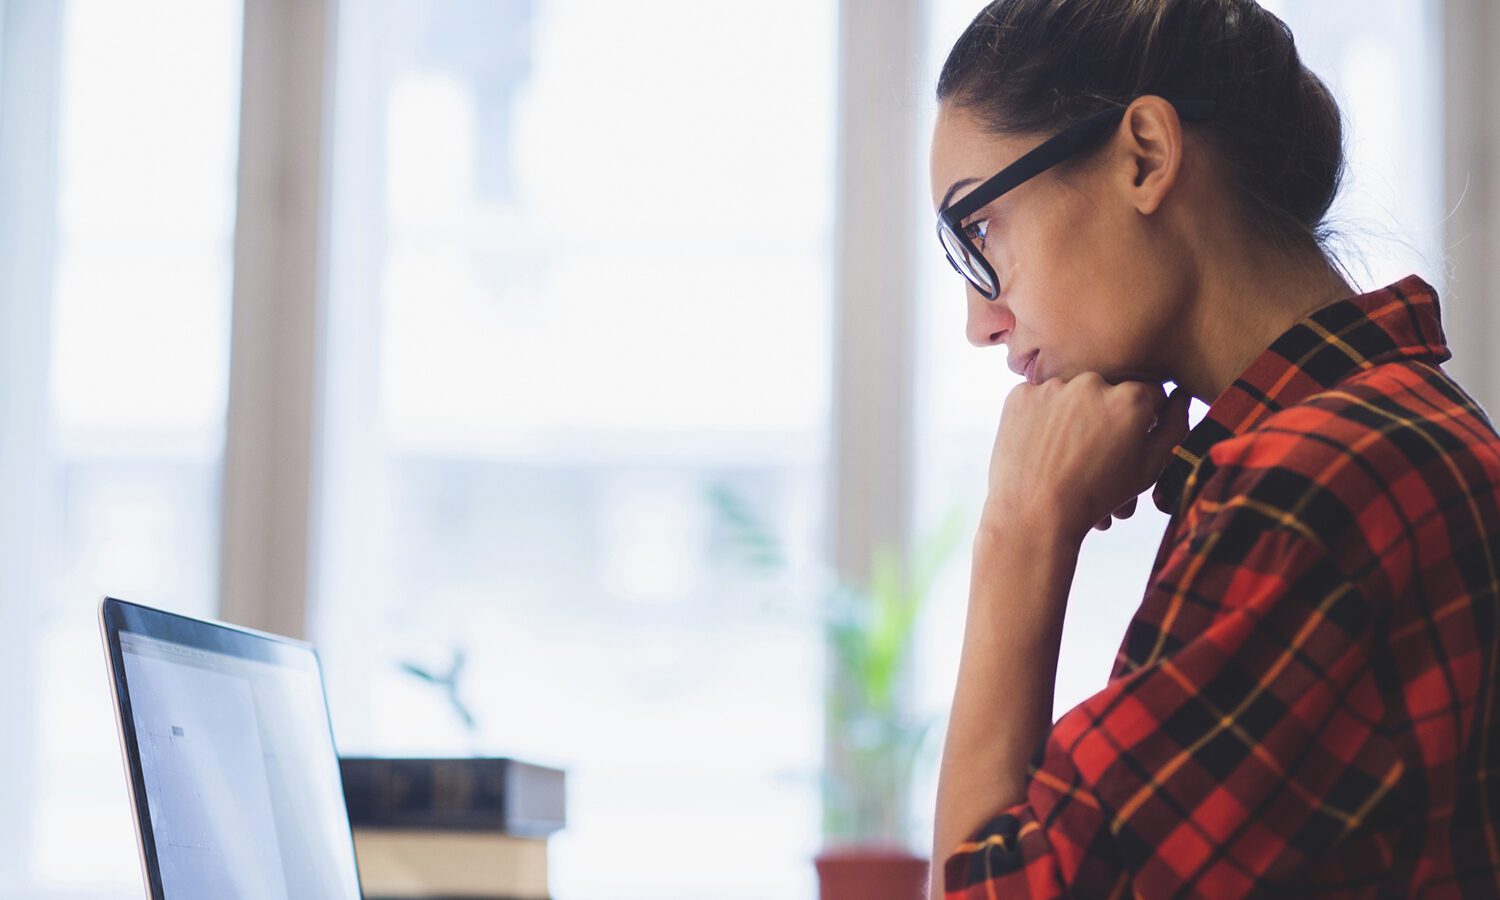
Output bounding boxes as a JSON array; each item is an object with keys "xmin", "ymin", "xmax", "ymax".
[{"xmin": 709, "ymin": 486, "xmax": 963, "ymax": 900}]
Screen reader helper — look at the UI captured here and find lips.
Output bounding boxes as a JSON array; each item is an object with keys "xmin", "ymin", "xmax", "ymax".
[{"xmin": 1009, "ymin": 349, "xmax": 1038, "ymax": 380}]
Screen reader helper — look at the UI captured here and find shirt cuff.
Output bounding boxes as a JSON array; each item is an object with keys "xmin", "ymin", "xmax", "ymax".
[{"xmin": 943, "ymin": 727, "xmax": 1124, "ymax": 898}]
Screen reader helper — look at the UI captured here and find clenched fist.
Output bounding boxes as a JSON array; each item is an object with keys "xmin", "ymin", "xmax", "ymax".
[{"xmin": 982, "ymin": 371, "xmax": 1192, "ymax": 546}]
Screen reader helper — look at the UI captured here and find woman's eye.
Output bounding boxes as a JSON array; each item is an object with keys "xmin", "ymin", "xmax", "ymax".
[{"xmin": 963, "ymin": 218, "xmax": 989, "ymax": 249}]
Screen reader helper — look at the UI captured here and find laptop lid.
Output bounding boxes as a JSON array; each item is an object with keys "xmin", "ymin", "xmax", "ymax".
[{"xmin": 99, "ymin": 597, "xmax": 363, "ymax": 899}]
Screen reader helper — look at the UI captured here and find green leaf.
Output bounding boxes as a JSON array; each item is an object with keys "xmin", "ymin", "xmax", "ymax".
[
  {"xmin": 398, "ymin": 661, "xmax": 438, "ymax": 683},
  {"xmin": 706, "ymin": 483, "xmax": 787, "ymax": 572}
]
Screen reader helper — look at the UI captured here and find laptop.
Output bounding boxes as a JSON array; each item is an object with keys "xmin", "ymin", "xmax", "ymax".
[{"xmin": 99, "ymin": 596, "xmax": 363, "ymax": 899}]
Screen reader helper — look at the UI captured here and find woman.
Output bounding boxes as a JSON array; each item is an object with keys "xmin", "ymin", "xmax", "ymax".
[{"xmin": 929, "ymin": 1, "xmax": 1500, "ymax": 897}]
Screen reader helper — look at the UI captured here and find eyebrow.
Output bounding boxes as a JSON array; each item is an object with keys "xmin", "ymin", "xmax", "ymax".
[{"xmin": 940, "ymin": 177, "xmax": 980, "ymax": 212}]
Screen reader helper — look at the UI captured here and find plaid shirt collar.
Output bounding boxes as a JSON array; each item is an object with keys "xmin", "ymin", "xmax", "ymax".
[{"xmin": 1151, "ymin": 273, "xmax": 1452, "ymax": 516}]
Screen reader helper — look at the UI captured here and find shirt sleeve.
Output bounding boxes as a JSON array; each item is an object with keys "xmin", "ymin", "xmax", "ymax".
[{"xmin": 943, "ymin": 478, "xmax": 1407, "ymax": 898}]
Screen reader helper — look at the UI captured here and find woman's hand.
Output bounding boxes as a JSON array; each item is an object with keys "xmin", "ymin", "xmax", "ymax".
[{"xmin": 982, "ymin": 371, "xmax": 1193, "ymax": 545}]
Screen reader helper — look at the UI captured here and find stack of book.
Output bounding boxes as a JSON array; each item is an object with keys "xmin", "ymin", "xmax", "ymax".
[{"xmin": 340, "ymin": 756, "xmax": 567, "ymax": 900}]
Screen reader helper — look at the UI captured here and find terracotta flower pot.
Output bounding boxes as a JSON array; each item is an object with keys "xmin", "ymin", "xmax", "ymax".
[{"xmin": 814, "ymin": 845, "xmax": 929, "ymax": 900}]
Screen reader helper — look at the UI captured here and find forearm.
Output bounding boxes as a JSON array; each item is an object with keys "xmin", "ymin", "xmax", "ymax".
[{"xmin": 930, "ymin": 516, "xmax": 1079, "ymax": 898}]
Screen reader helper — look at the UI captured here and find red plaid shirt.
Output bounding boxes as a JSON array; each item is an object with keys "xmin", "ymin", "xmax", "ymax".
[{"xmin": 945, "ymin": 274, "xmax": 1500, "ymax": 897}]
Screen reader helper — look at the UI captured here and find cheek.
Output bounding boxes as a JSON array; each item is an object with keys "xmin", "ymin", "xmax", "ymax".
[
  {"xmin": 1015, "ymin": 198, "xmax": 1153, "ymax": 368},
  {"xmin": 1047, "ymin": 190, "xmax": 1118, "ymax": 268},
  {"xmin": 1010, "ymin": 202, "xmax": 1100, "ymax": 308}
]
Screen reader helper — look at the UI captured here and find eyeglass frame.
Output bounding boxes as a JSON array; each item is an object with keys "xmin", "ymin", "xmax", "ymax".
[{"xmin": 936, "ymin": 95, "xmax": 1217, "ymax": 300}]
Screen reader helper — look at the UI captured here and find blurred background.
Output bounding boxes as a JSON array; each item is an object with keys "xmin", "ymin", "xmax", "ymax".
[{"xmin": 0, "ymin": 0, "xmax": 1494, "ymax": 897}]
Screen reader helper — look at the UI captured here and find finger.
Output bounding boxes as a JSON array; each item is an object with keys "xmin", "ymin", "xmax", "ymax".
[
  {"xmin": 1117, "ymin": 379, "xmax": 1165, "ymax": 411},
  {"xmin": 1144, "ymin": 386, "xmax": 1191, "ymax": 450},
  {"xmin": 1114, "ymin": 496, "xmax": 1138, "ymax": 519},
  {"xmin": 1146, "ymin": 380, "xmax": 1169, "ymax": 409},
  {"xmin": 1133, "ymin": 388, "xmax": 1191, "ymax": 489}
]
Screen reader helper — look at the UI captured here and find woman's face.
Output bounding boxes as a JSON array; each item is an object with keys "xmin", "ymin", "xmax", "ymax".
[{"xmin": 929, "ymin": 102, "xmax": 1189, "ymax": 386}]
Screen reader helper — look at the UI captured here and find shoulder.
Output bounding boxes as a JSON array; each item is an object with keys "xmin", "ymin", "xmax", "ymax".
[
  {"xmin": 1182, "ymin": 359, "xmax": 1500, "ymax": 597},
  {"xmin": 1203, "ymin": 359, "xmax": 1500, "ymax": 508}
]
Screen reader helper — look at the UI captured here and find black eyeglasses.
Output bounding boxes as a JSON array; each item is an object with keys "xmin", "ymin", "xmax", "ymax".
[{"xmin": 936, "ymin": 96, "xmax": 1217, "ymax": 300}]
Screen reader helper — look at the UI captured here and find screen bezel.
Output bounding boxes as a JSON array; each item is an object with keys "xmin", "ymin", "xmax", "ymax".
[{"xmin": 98, "ymin": 596, "xmax": 364, "ymax": 899}]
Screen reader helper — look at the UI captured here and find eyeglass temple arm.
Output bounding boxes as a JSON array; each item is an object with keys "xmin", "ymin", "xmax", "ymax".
[{"xmin": 942, "ymin": 96, "xmax": 1217, "ymax": 223}]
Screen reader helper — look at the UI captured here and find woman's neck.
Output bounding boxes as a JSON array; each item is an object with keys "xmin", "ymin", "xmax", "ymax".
[{"xmin": 1173, "ymin": 245, "xmax": 1355, "ymax": 405}]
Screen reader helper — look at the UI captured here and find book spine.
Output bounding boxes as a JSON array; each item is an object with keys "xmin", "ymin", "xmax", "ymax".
[{"xmin": 339, "ymin": 758, "xmax": 565, "ymax": 836}]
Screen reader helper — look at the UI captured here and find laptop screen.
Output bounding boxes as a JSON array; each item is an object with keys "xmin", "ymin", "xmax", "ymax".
[{"xmin": 106, "ymin": 601, "xmax": 361, "ymax": 899}]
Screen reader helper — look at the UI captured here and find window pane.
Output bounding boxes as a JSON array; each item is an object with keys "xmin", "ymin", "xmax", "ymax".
[
  {"xmin": 1, "ymin": 1, "xmax": 243, "ymax": 895},
  {"xmin": 317, "ymin": 2, "xmax": 835, "ymax": 897}
]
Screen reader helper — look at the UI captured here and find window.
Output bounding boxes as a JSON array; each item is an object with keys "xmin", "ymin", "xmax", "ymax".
[
  {"xmin": 314, "ymin": 2, "xmax": 836, "ymax": 896},
  {"xmin": 0, "ymin": 1, "xmax": 243, "ymax": 896}
]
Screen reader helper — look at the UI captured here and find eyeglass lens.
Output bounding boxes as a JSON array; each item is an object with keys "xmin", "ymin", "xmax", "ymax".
[{"xmin": 939, "ymin": 223, "xmax": 995, "ymax": 296}]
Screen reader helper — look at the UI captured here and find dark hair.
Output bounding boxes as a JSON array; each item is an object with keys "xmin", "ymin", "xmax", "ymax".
[{"xmin": 937, "ymin": 0, "xmax": 1346, "ymax": 260}]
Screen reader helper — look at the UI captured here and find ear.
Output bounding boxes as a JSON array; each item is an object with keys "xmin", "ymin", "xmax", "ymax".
[{"xmin": 1115, "ymin": 95, "xmax": 1184, "ymax": 217}]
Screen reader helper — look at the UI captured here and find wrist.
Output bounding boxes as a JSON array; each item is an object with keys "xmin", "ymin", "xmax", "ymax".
[
  {"xmin": 977, "ymin": 496, "xmax": 1085, "ymax": 549},
  {"xmin": 969, "ymin": 510, "xmax": 1081, "ymax": 639}
]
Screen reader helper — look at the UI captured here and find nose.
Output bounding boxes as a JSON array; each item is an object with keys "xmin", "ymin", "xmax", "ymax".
[{"xmin": 964, "ymin": 285, "xmax": 1013, "ymax": 348}]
